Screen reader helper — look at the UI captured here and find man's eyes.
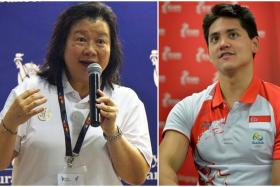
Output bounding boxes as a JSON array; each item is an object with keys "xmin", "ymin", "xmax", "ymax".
[
  {"xmin": 209, "ymin": 36, "xmax": 219, "ymax": 44},
  {"xmin": 229, "ymin": 32, "xmax": 239, "ymax": 39}
]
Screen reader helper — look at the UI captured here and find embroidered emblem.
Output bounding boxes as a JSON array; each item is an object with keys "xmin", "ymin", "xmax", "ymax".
[
  {"xmin": 252, "ymin": 132, "xmax": 264, "ymax": 144},
  {"xmin": 38, "ymin": 107, "xmax": 52, "ymax": 121}
]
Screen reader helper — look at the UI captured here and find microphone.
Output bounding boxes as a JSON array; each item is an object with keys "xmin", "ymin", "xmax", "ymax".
[{"xmin": 87, "ymin": 63, "xmax": 102, "ymax": 127}]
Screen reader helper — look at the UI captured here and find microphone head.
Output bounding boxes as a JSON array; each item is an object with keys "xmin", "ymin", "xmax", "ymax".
[{"xmin": 87, "ymin": 63, "xmax": 102, "ymax": 75}]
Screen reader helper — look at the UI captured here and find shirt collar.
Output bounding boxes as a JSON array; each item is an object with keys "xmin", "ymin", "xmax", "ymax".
[
  {"xmin": 212, "ymin": 75, "xmax": 260, "ymax": 108},
  {"xmin": 61, "ymin": 71, "xmax": 90, "ymax": 103},
  {"xmin": 239, "ymin": 75, "xmax": 260, "ymax": 104},
  {"xmin": 62, "ymin": 71, "xmax": 75, "ymax": 95},
  {"xmin": 61, "ymin": 71, "xmax": 112, "ymax": 103}
]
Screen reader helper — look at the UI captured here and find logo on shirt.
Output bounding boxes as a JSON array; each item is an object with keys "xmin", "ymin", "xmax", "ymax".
[
  {"xmin": 249, "ymin": 115, "xmax": 271, "ymax": 123},
  {"xmin": 38, "ymin": 107, "xmax": 52, "ymax": 121},
  {"xmin": 252, "ymin": 132, "xmax": 264, "ymax": 145}
]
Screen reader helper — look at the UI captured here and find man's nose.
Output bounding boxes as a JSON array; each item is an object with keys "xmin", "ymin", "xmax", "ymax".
[{"xmin": 219, "ymin": 37, "xmax": 230, "ymax": 50}]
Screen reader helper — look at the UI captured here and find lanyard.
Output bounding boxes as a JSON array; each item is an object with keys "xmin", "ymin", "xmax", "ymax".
[{"xmin": 57, "ymin": 79, "xmax": 91, "ymax": 168}]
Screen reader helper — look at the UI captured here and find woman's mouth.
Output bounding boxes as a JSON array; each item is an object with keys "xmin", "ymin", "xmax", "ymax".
[{"xmin": 79, "ymin": 60, "xmax": 95, "ymax": 67}]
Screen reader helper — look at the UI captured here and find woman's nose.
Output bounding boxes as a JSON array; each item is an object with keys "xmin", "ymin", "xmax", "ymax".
[{"xmin": 83, "ymin": 43, "xmax": 97, "ymax": 57}]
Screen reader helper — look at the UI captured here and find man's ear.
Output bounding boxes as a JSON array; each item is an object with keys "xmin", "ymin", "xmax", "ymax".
[{"xmin": 252, "ymin": 36, "xmax": 259, "ymax": 53}]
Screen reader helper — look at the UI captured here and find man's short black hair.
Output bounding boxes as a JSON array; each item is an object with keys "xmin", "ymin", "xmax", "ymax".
[{"xmin": 203, "ymin": 4, "xmax": 258, "ymax": 46}]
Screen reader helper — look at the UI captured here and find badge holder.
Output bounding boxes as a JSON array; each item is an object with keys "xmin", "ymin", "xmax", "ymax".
[
  {"xmin": 57, "ymin": 81, "xmax": 90, "ymax": 185},
  {"xmin": 57, "ymin": 156, "xmax": 87, "ymax": 185}
]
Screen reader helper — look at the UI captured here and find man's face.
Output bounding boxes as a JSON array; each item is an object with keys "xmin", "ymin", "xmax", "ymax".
[{"xmin": 208, "ymin": 17, "xmax": 259, "ymax": 75}]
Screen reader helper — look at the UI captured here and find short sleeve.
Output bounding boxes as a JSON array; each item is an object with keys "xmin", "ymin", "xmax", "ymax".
[
  {"xmin": 272, "ymin": 105, "xmax": 280, "ymax": 159},
  {"xmin": 115, "ymin": 87, "xmax": 153, "ymax": 167},
  {"xmin": 163, "ymin": 96, "xmax": 196, "ymax": 141},
  {"xmin": 273, "ymin": 134, "xmax": 280, "ymax": 159}
]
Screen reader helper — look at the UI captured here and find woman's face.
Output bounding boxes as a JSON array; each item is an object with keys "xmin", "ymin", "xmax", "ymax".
[{"xmin": 64, "ymin": 18, "xmax": 111, "ymax": 84}]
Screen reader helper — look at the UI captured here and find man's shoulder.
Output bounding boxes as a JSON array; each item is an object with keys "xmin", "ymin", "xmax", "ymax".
[
  {"xmin": 262, "ymin": 81, "xmax": 280, "ymax": 93},
  {"xmin": 259, "ymin": 80, "xmax": 280, "ymax": 108}
]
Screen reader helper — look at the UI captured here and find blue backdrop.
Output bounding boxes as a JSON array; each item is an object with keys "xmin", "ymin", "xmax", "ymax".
[{"xmin": 0, "ymin": 2, "xmax": 157, "ymax": 185}]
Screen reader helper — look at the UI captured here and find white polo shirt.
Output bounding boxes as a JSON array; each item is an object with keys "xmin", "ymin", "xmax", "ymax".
[
  {"xmin": 164, "ymin": 75, "xmax": 280, "ymax": 185},
  {"xmin": 0, "ymin": 74, "xmax": 152, "ymax": 185}
]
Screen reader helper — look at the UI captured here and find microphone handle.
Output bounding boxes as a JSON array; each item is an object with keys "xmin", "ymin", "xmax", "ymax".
[{"xmin": 89, "ymin": 73, "xmax": 100, "ymax": 127}]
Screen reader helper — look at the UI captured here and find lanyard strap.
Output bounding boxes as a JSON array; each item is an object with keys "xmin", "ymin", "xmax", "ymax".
[{"xmin": 57, "ymin": 79, "xmax": 91, "ymax": 166}]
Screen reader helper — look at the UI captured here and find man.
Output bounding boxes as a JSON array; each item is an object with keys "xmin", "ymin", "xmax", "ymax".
[{"xmin": 160, "ymin": 3, "xmax": 280, "ymax": 185}]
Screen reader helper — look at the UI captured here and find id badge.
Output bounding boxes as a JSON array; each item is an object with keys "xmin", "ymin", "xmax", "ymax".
[{"xmin": 57, "ymin": 165, "xmax": 87, "ymax": 185}]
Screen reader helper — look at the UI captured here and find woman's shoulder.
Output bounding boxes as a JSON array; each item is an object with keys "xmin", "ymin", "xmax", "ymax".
[
  {"xmin": 112, "ymin": 84, "xmax": 139, "ymax": 96},
  {"xmin": 110, "ymin": 84, "xmax": 140, "ymax": 102},
  {"xmin": 112, "ymin": 84, "xmax": 136, "ymax": 94}
]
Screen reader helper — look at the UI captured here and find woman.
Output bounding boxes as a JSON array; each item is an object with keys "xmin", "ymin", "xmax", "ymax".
[{"xmin": 0, "ymin": 2, "xmax": 152, "ymax": 185}]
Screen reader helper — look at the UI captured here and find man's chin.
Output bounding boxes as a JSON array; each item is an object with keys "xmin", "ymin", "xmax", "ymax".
[{"xmin": 218, "ymin": 64, "xmax": 239, "ymax": 76}]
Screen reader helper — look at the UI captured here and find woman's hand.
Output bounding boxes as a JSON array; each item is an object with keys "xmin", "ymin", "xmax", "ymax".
[
  {"xmin": 96, "ymin": 89, "xmax": 118, "ymax": 136},
  {"xmin": 4, "ymin": 88, "xmax": 47, "ymax": 130}
]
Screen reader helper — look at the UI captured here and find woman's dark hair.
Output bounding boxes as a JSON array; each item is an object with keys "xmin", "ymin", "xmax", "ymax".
[
  {"xmin": 203, "ymin": 4, "xmax": 258, "ymax": 46},
  {"xmin": 38, "ymin": 2, "xmax": 122, "ymax": 89}
]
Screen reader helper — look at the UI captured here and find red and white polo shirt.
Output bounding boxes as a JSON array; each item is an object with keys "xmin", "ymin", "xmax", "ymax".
[{"xmin": 164, "ymin": 75, "xmax": 280, "ymax": 185}]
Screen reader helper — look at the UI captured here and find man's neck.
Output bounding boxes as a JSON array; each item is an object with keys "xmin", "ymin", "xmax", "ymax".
[{"xmin": 219, "ymin": 65, "xmax": 253, "ymax": 108}]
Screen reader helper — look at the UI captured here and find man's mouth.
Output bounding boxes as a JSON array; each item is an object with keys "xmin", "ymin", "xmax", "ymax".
[{"xmin": 219, "ymin": 52, "xmax": 235, "ymax": 59}]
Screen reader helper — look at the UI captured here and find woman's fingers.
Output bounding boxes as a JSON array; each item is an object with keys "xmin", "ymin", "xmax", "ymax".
[
  {"xmin": 96, "ymin": 103, "xmax": 116, "ymax": 112},
  {"xmin": 7, "ymin": 88, "xmax": 48, "ymax": 125},
  {"xmin": 25, "ymin": 97, "xmax": 47, "ymax": 115},
  {"xmin": 96, "ymin": 96, "xmax": 115, "ymax": 106},
  {"xmin": 24, "ymin": 94, "xmax": 45, "ymax": 106},
  {"xmin": 20, "ymin": 88, "xmax": 40, "ymax": 99},
  {"xmin": 28, "ymin": 107, "xmax": 46, "ymax": 116},
  {"xmin": 100, "ymin": 109, "xmax": 117, "ymax": 119},
  {"xmin": 97, "ymin": 89, "xmax": 105, "ymax": 97},
  {"xmin": 96, "ymin": 90, "xmax": 118, "ymax": 122}
]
